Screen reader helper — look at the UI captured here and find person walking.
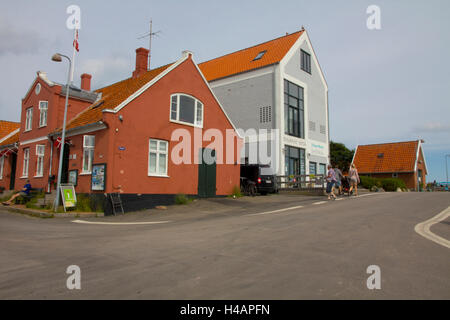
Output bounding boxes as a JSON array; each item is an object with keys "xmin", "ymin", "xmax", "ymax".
[
  {"xmin": 348, "ymin": 163, "xmax": 360, "ymax": 196},
  {"xmin": 334, "ymin": 165, "xmax": 343, "ymax": 195},
  {"xmin": 326, "ymin": 164, "xmax": 337, "ymax": 200}
]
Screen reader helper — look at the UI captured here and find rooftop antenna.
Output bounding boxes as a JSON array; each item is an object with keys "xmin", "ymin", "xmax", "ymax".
[{"xmin": 137, "ymin": 19, "xmax": 162, "ymax": 70}]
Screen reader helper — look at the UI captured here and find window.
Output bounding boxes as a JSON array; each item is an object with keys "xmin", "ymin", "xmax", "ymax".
[
  {"xmin": 259, "ymin": 106, "xmax": 272, "ymax": 123},
  {"xmin": 285, "ymin": 146, "xmax": 305, "ymax": 176},
  {"xmin": 149, "ymin": 139, "xmax": 168, "ymax": 176},
  {"xmin": 309, "ymin": 162, "xmax": 317, "ymax": 175},
  {"xmin": 0, "ymin": 156, "xmax": 4, "ymax": 179},
  {"xmin": 319, "ymin": 124, "xmax": 326, "ymax": 135},
  {"xmin": 170, "ymin": 94, "xmax": 203, "ymax": 127},
  {"xmin": 35, "ymin": 145, "xmax": 45, "ymax": 177},
  {"xmin": 22, "ymin": 148, "xmax": 30, "ymax": 177},
  {"xmin": 82, "ymin": 135, "xmax": 95, "ymax": 173},
  {"xmin": 39, "ymin": 101, "xmax": 48, "ymax": 127},
  {"xmin": 253, "ymin": 50, "xmax": 266, "ymax": 61},
  {"xmin": 318, "ymin": 163, "xmax": 326, "ymax": 175},
  {"xmin": 284, "ymin": 80, "xmax": 305, "ymax": 138},
  {"xmin": 309, "ymin": 121, "xmax": 316, "ymax": 132},
  {"xmin": 301, "ymin": 50, "xmax": 311, "ymax": 74},
  {"xmin": 25, "ymin": 108, "xmax": 33, "ymax": 131}
]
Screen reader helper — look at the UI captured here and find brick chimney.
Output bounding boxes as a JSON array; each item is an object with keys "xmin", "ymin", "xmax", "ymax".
[
  {"xmin": 80, "ymin": 73, "xmax": 92, "ymax": 91},
  {"xmin": 132, "ymin": 47, "xmax": 149, "ymax": 78}
]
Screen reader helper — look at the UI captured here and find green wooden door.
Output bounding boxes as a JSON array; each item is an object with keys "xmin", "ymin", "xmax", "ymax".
[{"xmin": 198, "ymin": 148, "xmax": 216, "ymax": 198}]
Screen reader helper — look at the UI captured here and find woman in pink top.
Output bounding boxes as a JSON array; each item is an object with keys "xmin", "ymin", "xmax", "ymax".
[{"xmin": 348, "ymin": 163, "xmax": 360, "ymax": 196}]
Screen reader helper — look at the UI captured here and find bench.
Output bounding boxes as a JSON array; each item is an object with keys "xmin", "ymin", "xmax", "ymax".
[{"xmin": 14, "ymin": 188, "xmax": 44, "ymax": 205}]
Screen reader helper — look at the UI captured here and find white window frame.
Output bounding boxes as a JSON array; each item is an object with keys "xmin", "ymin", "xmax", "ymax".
[
  {"xmin": 169, "ymin": 94, "xmax": 203, "ymax": 128},
  {"xmin": 148, "ymin": 139, "xmax": 169, "ymax": 177},
  {"xmin": 25, "ymin": 107, "xmax": 33, "ymax": 131},
  {"xmin": 82, "ymin": 135, "xmax": 95, "ymax": 174},
  {"xmin": 39, "ymin": 101, "xmax": 48, "ymax": 127},
  {"xmin": 35, "ymin": 144, "xmax": 45, "ymax": 177},
  {"xmin": 0, "ymin": 156, "xmax": 4, "ymax": 180},
  {"xmin": 22, "ymin": 148, "xmax": 30, "ymax": 177}
]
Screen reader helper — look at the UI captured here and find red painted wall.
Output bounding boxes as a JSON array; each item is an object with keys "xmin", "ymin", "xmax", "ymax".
[{"xmin": 67, "ymin": 57, "xmax": 241, "ymax": 196}]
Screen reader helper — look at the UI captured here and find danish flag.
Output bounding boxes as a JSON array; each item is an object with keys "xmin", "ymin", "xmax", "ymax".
[{"xmin": 73, "ymin": 29, "xmax": 79, "ymax": 52}]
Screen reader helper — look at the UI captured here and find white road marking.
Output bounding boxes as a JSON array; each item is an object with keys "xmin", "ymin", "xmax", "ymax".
[
  {"xmin": 72, "ymin": 220, "xmax": 171, "ymax": 226},
  {"xmin": 414, "ymin": 206, "xmax": 450, "ymax": 249},
  {"xmin": 335, "ymin": 198, "xmax": 344, "ymax": 201},
  {"xmin": 248, "ymin": 205, "xmax": 304, "ymax": 216},
  {"xmin": 313, "ymin": 201, "xmax": 327, "ymax": 205}
]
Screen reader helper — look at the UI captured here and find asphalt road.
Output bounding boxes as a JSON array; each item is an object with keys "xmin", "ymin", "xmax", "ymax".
[{"xmin": 0, "ymin": 192, "xmax": 449, "ymax": 299}]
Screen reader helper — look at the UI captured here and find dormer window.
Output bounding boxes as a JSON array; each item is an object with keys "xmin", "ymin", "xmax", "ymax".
[
  {"xmin": 253, "ymin": 51, "xmax": 266, "ymax": 61},
  {"xmin": 170, "ymin": 94, "xmax": 203, "ymax": 128}
]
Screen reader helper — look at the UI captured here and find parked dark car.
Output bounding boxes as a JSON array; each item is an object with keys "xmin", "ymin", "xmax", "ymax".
[{"xmin": 240, "ymin": 164, "xmax": 277, "ymax": 195}]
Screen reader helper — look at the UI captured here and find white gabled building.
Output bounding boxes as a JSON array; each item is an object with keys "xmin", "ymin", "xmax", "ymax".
[{"xmin": 199, "ymin": 28, "xmax": 329, "ymax": 177}]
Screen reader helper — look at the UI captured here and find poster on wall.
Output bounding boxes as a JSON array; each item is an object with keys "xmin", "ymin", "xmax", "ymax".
[
  {"xmin": 68, "ymin": 169, "xmax": 78, "ymax": 186},
  {"xmin": 91, "ymin": 163, "xmax": 106, "ymax": 191}
]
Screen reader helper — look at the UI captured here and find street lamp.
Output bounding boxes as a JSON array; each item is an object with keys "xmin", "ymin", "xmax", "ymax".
[{"xmin": 51, "ymin": 53, "xmax": 72, "ymax": 211}]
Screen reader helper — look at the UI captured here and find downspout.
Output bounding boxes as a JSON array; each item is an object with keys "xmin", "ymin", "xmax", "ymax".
[{"xmin": 48, "ymin": 136, "xmax": 53, "ymax": 193}]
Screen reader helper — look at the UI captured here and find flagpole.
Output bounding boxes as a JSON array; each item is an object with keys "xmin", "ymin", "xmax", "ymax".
[{"xmin": 70, "ymin": 28, "xmax": 77, "ymax": 83}]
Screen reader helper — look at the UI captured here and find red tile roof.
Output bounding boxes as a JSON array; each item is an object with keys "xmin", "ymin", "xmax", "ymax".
[
  {"xmin": 353, "ymin": 141, "xmax": 421, "ymax": 173},
  {"xmin": 0, "ymin": 131, "xmax": 19, "ymax": 147},
  {"xmin": 61, "ymin": 63, "xmax": 174, "ymax": 132},
  {"xmin": 0, "ymin": 121, "xmax": 20, "ymax": 139},
  {"xmin": 198, "ymin": 30, "xmax": 304, "ymax": 82}
]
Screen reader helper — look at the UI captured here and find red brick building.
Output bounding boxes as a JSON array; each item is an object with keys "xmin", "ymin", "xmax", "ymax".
[
  {"xmin": 352, "ymin": 140, "xmax": 427, "ymax": 190},
  {"xmin": 2, "ymin": 47, "xmax": 242, "ymax": 213}
]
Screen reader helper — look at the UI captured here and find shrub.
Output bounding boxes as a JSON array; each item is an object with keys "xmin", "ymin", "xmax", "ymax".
[
  {"xmin": 359, "ymin": 176, "xmax": 382, "ymax": 189},
  {"xmin": 381, "ymin": 178, "xmax": 406, "ymax": 192},
  {"xmin": 175, "ymin": 193, "xmax": 190, "ymax": 205},
  {"xmin": 231, "ymin": 185, "xmax": 242, "ymax": 198}
]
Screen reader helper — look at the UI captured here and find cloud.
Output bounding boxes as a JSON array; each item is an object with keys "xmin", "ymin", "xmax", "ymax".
[
  {"xmin": 78, "ymin": 56, "xmax": 132, "ymax": 89},
  {"xmin": 414, "ymin": 122, "xmax": 450, "ymax": 133},
  {"xmin": 0, "ymin": 19, "xmax": 46, "ymax": 56}
]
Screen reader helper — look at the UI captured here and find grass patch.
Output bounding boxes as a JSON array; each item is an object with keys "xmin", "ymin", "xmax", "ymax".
[{"xmin": 229, "ymin": 185, "xmax": 242, "ymax": 198}]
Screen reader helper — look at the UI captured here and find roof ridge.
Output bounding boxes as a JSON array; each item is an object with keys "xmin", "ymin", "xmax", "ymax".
[
  {"xmin": 198, "ymin": 30, "xmax": 303, "ymax": 65},
  {"xmin": 358, "ymin": 140, "xmax": 420, "ymax": 147},
  {"xmin": 95, "ymin": 62, "xmax": 175, "ymax": 92}
]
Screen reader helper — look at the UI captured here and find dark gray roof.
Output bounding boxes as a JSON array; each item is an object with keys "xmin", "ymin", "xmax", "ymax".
[{"xmin": 60, "ymin": 85, "xmax": 99, "ymax": 103}]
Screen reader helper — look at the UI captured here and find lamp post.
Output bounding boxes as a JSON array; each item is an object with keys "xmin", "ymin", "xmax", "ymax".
[{"xmin": 51, "ymin": 53, "xmax": 72, "ymax": 211}]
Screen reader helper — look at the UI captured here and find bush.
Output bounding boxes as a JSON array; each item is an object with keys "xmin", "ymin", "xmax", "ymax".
[
  {"xmin": 359, "ymin": 176, "xmax": 382, "ymax": 189},
  {"xmin": 231, "ymin": 185, "xmax": 242, "ymax": 198},
  {"xmin": 381, "ymin": 178, "xmax": 406, "ymax": 192},
  {"xmin": 175, "ymin": 193, "xmax": 190, "ymax": 205}
]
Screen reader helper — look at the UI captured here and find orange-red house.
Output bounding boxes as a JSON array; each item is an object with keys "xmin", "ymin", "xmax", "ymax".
[
  {"xmin": 1, "ymin": 47, "xmax": 242, "ymax": 213},
  {"xmin": 352, "ymin": 140, "xmax": 427, "ymax": 190},
  {"xmin": 51, "ymin": 49, "xmax": 241, "ymax": 203}
]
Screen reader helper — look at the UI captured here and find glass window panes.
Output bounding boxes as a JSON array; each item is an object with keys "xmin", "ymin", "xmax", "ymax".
[
  {"xmin": 284, "ymin": 80, "xmax": 305, "ymax": 138},
  {"xmin": 171, "ymin": 94, "xmax": 203, "ymax": 127},
  {"xmin": 149, "ymin": 139, "xmax": 168, "ymax": 176}
]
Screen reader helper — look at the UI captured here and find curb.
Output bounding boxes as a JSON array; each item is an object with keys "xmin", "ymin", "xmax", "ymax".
[{"xmin": 3, "ymin": 206, "xmax": 104, "ymax": 219}]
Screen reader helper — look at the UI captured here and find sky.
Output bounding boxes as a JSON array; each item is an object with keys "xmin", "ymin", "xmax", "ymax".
[{"xmin": 1, "ymin": 0, "xmax": 449, "ymax": 182}]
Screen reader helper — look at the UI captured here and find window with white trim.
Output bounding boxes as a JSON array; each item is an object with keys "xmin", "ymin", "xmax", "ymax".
[
  {"xmin": 0, "ymin": 156, "xmax": 4, "ymax": 179},
  {"xmin": 170, "ymin": 94, "xmax": 203, "ymax": 127},
  {"xmin": 22, "ymin": 148, "xmax": 30, "ymax": 177},
  {"xmin": 82, "ymin": 135, "xmax": 95, "ymax": 173},
  {"xmin": 35, "ymin": 145, "xmax": 45, "ymax": 177},
  {"xmin": 25, "ymin": 108, "xmax": 33, "ymax": 131},
  {"xmin": 148, "ymin": 139, "xmax": 168, "ymax": 176},
  {"xmin": 39, "ymin": 101, "xmax": 48, "ymax": 127}
]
